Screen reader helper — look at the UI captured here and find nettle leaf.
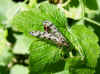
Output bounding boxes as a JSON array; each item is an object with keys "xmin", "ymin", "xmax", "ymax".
[
  {"xmin": 85, "ymin": 0, "xmax": 98, "ymax": 10},
  {"xmin": 13, "ymin": 34, "xmax": 33, "ymax": 54},
  {"xmin": 6, "ymin": 3, "xmax": 28, "ymax": 25},
  {"xmin": 29, "ymin": 38, "xmax": 63, "ymax": 73},
  {"xmin": 0, "ymin": 28, "xmax": 13, "ymax": 66},
  {"xmin": 64, "ymin": 5, "xmax": 83, "ymax": 20},
  {"xmin": 28, "ymin": 0, "xmax": 37, "ymax": 8},
  {"xmin": 64, "ymin": 0, "xmax": 82, "ymax": 20},
  {"xmin": 64, "ymin": 57, "xmax": 95, "ymax": 74},
  {"xmin": 0, "ymin": 0, "xmax": 16, "ymax": 24},
  {"xmin": 11, "ymin": 7, "xmax": 44, "ymax": 33},
  {"xmin": 11, "ymin": 2, "xmax": 68, "ymax": 38},
  {"xmin": 95, "ymin": 55, "xmax": 100, "ymax": 74},
  {"xmin": 11, "ymin": 2, "xmax": 69, "ymax": 73},
  {"xmin": 39, "ymin": 2, "xmax": 68, "ymax": 38},
  {"xmin": 0, "ymin": 66, "xmax": 9, "ymax": 74},
  {"xmin": 70, "ymin": 24, "xmax": 100, "ymax": 68},
  {"xmin": 53, "ymin": 70, "xmax": 69, "ymax": 74},
  {"xmin": 10, "ymin": 65, "xmax": 29, "ymax": 74}
]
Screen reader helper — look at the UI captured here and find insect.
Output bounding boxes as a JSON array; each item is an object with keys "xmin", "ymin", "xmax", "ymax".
[
  {"xmin": 30, "ymin": 20, "xmax": 68, "ymax": 47},
  {"xmin": 30, "ymin": 31, "xmax": 59, "ymax": 42}
]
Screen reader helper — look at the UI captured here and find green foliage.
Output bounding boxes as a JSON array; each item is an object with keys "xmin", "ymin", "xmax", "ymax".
[
  {"xmin": 0, "ymin": 66, "xmax": 9, "ymax": 74},
  {"xmin": 71, "ymin": 24, "xmax": 100, "ymax": 67},
  {"xmin": 0, "ymin": 28, "xmax": 13, "ymax": 66},
  {"xmin": 11, "ymin": 8, "xmax": 44, "ymax": 33},
  {"xmin": 0, "ymin": 0, "xmax": 100, "ymax": 74},
  {"xmin": 0, "ymin": 0, "xmax": 15, "ymax": 24},
  {"xmin": 85, "ymin": 0, "xmax": 98, "ymax": 10},
  {"xmin": 13, "ymin": 34, "xmax": 33, "ymax": 54},
  {"xmin": 65, "ymin": 57, "xmax": 95, "ymax": 74},
  {"xmin": 12, "ymin": 2, "xmax": 69, "ymax": 73},
  {"xmin": 29, "ymin": 37, "xmax": 63, "ymax": 73},
  {"xmin": 11, "ymin": 2, "xmax": 68, "ymax": 37},
  {"xmin": 10, "ymin": 65, "xmax": 29, "ymax": 74}
]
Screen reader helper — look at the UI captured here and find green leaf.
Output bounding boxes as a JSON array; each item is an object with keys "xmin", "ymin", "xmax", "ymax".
[
  {"xmin": 29, "ymin": 37, "xmax": 63, "ymax": 73},
  {"xmin": 13, "ymin": 34, "xmax": 33, "ymax": 54},
  {"xmin": 39, "ymin": 2, "xmax": 68, "ymax": 38},
  {"xmin": 11, "ymin": 7, "xmax": 44, "ymax": 33},
  {"xmin": 64, "ymin": 0, "xmax": 82, "ymax": 20},
  {"xmin": 69, "ymin": 0, "xmax": 79, "ymax": 7},
  {"xmin": 6, "ymin": 3, "xmax": 28, "ymax": 26},
  {"xmin": 0, "ymin": 29, "xmax": 13, "ymax": 66},
  {"xmin": 11, "ymin": 2, "xmax": 70, "ymax": 73},
  {"xmin": 28, "ymin": 0, "xmax": 37, "ymax": 8},
  {"xmin": 70, "ymin": 24, "xmax": 100, "ymax": 68},
  {"xmin": 0, "ymin": 66, "xmax": 9, "ymax": 74},
  {"xmin": 53, "ymin": 70, "xmax": 69, "ymax": 74},
  {"xmin": 10, "ymin": 65, "xmax": 29, "ymax": 74},
  {"xmin": 0, "ymin": 24, "xmax": 4, "ymax": 28},
  {"xmin": 0, "ymin": 0, "xmax": 16, "ymax": 24},
  {"xmin": 64, "ymin": 5, "xmax": 83, "ymax": 20},
  {"xmin": 64, "ymin": 57, "xmax": 95, "ymax": 74},
  {"xmin": 85, "ymin": 0, "xmax": 98, "ymax": 10},
  {"xmin": 11, "ymin": 2, "xmax": 71, "ymax": 74},
  {"xmin": 95, "ymin": 56, "xmax": 100, "ymax": 74},
  {"xmin": 11, "ymin": 2, "xmax": 68, "ymax": 38}
]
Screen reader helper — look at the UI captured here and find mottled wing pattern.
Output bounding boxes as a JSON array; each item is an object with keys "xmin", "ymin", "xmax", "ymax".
[
  {"xmin": 30, "ymin": 20, "xmax": 68, "ymax": 47},
  {"xmin": 30, "ymin": 31, "xmax": 63, "ymax": 45},
  {"xmin": 43, "ymin": 20, "xmax": 58, "ymax": 34},
  {"xmin": 43, "ymin": 20, "xmax": 67, "ymax": 44}
]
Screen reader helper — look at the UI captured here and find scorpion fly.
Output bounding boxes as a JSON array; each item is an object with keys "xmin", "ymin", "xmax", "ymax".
[{"xmin": 30, "ymin": 20, "xmax": 68, "ymax": 47}]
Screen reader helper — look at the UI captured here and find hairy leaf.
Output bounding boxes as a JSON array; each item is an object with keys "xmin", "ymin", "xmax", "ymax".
[
  {"xmin": 0, "ymin": 66, "xmax": 9, "ymax": 74},
  {"xmin": 70, "ymin": 24, "xmax": 100, "ymax": 68},
  {"xmin": 0, "ymin": 28, "xmax": 13, "ymax": 66},
  {"xmin": 0, "ymin": 0, "xmax": 16, "ymax": 24},
  {"xmin": 10, "ymin": 65, "xmax": 29, "ymax": 74},
  {"xmin": 29, "ymin": 37, "xmax": 63, "ymax": 73},
  {"xmin": 11, "ymin": 2, "xmax": 68, "ymax": 38},
  {"xmin": 11, "ymin": 2, "xmax": 70, "ymax": 73},
  {"xmin": 65, "ymin": 57, "xmax": 95, "ymax": 74},
  {"xmin": 13, "ymin": 34, "xmax": 33, "ymax": 54},
  {"xmin": 85, "ymin": 0, "xmax": 98, "ymax": 10}
]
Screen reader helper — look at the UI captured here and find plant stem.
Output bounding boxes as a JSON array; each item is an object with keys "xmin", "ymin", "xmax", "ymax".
[
  {"xmin": 79, "ymin": 0, "xmax": 85, "ymax": 18},
  {"xmin": 84, "ymin": 17, "xmax": 100, "ymax": 26},
  {"xmin": 69, "ymin": 52, "xmax": 73, "ymax": 57},
  {"xmin": 29, "ymin": 0, "xmax": 37, "ymax": 8},
  {"xmin": 62, "ymin": 0, "xmax": 71, "ymax": 7},
  {"xmin": 24, "ymin": 0, "xmax": 28, "ymax": 3},
  {"xmin": 79, "ymin": 0, "xmax": 100, "ymax": 26}
]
